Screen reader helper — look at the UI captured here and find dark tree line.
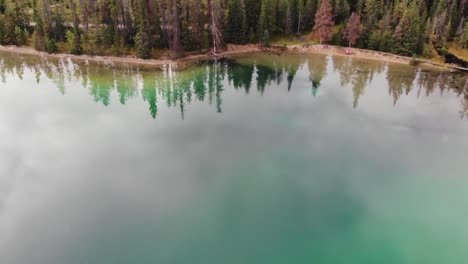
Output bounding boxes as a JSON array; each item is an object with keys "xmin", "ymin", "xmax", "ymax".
[{"xmin": 1, "ymin": 0, "xmax": 468, "ymax": 58}]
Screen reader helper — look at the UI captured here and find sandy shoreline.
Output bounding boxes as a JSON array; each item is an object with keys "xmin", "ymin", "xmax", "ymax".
[{"xmin": 0, "ymin": 44, "xmax": 460, "ymax": 72}]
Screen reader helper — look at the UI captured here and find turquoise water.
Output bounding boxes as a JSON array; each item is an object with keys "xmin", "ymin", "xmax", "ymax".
[{"xmin": 0, "ymin": 51, "xmax": 467, "ymax": 264}]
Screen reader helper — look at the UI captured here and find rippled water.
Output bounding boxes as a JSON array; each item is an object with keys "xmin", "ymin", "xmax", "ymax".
[{"xmin": 1, "ymin": 51, "xmax": 467, "ymax": 264}]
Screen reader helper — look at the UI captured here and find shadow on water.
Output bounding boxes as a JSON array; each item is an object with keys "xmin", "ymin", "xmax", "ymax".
[{"xmin": 1, "ymin": 51, "xmax": 467, "ymax": 119}]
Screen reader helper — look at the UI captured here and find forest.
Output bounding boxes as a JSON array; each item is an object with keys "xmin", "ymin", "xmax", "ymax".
[{"xmin": 0, "ymin": 0, "xmax": 467, "ymax": 59}]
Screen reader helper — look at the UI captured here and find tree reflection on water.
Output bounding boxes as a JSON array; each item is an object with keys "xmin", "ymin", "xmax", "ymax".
[{"xmin": 1, "ymin": 52, "xmax": 467, "ymax": 119}]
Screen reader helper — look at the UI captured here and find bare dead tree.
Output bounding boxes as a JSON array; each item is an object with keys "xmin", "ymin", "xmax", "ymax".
[
  {"xmin": 208, "ymin": 0, "xmax": 222, "ymax": 54},
  {"xmin": 171, "ymin": 0, "xmax": 182, "ymax": 54}
]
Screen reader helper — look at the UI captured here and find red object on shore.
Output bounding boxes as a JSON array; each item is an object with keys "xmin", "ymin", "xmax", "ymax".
[{"xmin": 345, "ymin": 48, "xmax": 352, "ymax": 55}]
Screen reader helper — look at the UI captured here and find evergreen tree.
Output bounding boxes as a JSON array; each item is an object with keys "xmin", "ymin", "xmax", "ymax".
[
  {"xmin": 432, "ymin": 9, "xmax": 448, "ymax": 46},
  {"xmin": 447, "ymin": 0, "xmax": 461, "ymax": 41},
  {"xmin": 46, "ymin": 37, "xmax": 58, "ymax": 53},
  {"xmin": 99, "ymin": 0, "xmax": 119, "ymax": 47},
  {"xmin": 297, "ymin": 0, "xmax": 304, "ymax": 33},
  {"xmin": 67, "ymin": 25, "xmax": 83, "ymax": 55},
  {"xmin": 258, "ymin": 0, "xmax": 276, "ymax": 35},
  {"xmin": 343, "ymin": 12, "xmax": 361, "ymax": 46},
  {"xmin": 392, "ymin": 0, "xmax": 407, "ymax": 27},
  {"xmin": 68, "ymin": 0, "xmax": 83, "ymax": 54},
  {"xmin": 313, "ymin": 0, "xmax": 334, "ymax": 44},
  {"xmin": 51, "ymin": 6, "xmax": 66, "ymax": 42},
  {"xmin": 0, "ymin": 0, "xmax": 5, "ymax": 14},
  {"xmin": 181, "ymin": 0, "xmax": 203, "ymax": 50},
  {"xmin": 226, "ymin": 0, "xmax": 247, "ymax": 43},
  {"xmin": 31, "ymin": 0, "xmax": 46, "ymax": 51},
  {"xmin": 364, "ymin": 0, "xmax": 384, "ymax": 28},
  {"xmin": 262, "ymin": 29, "xmax": 270, "ymax": 46},
  {"xmin": 285, "ymin": 1, "xmax": 293, "ymax": 34},
  {"xmin": 14, "ymin": 26, "xmax": 27, "ymax": 46},
  {"xmin": 334, "ymin": 0, "xmax": 350, "ymax": 24},
  {"xmin": 245, "ymin": 0, "xmax": 262, "ymax": 38},
  {"xmin": 0, "ymin": 16, "xmax": 4, "ymax": 44},
  {"xmin": 134, "ymin": 0, "xmax": 152, "ymax": 58},
  {"xmin": 459, "ymin": 21, "xmax": 468, "ymax": 48},
  {"xmin": 392, "ymin": 2, "xmax": 421, "ymax": 55},
  {"xmin": 378, "ymin": 12, "xmax": 395, "ymax": 52},
  {"xmin": 304, "ymin": 0, "xmax": 318, "ymax": 29},
  {"xmin": 248, "ymin": 27, "xmax": 256, "ymax": 42},
  {"xmin": 363, "ymin": 0, "xmax": 384, "ymax": 33},
  {"xmin": 39, "ymin": 0, "xmax": 53, "ymax": 39},
  {"xmin": 135, "ymin": 31, "xmax": 151, "ymax": 58}
]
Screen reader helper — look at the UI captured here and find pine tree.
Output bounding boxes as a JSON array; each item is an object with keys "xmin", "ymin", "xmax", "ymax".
[
  {"xmin": 14, "ymin": 26, "xmax": 26, "ymax": 46},
  {"xmin": 0, "ymin": 0, "xmax": 5, "ymax": 14},
  {"xmin": 363, "ymin": 0, "xmax": 383, "ymax": 30},
  {"xmin": 432, "ymin": 10, "xmax": 448, "ymax": 46},
  {"xmin": 258, "ymin": 0, "xmax": 276, "ymax": 35},
  {"xmin": 304, "ymin": 0, "xmax": 317, "ymax": 29},
  {"xmin": 99, "ymin": 0, "xmax": 118, "ymax": 46},
  {"xmin": 69, "ymin": 26, "xmax": 83, "ymax": 55},
  {"xmin": 31, "ymin": 0, "xmax": 46, "ymax": 51},
  {"xmin": 46, "ymin": 37, "xmax": 58, "ymax": 53},
  {"xmin": 334, "ymin": 0, "xmax": 349, "ymax": 24},
  {"xmin": 134, "ymin": 0, "xmax": 152, "ymax": 58},
  {"xmin": 313, "ymin": 0, "xmax": 334, "ymax": 44},
  {"xmin": 285, "ymin": 1, "xmax": 293, "ymax": 34},
  {"xmin": 248, "ymin": 27, "xmax": 256, "ymax": 42},
  {"xmin": 447, "ymin": 0, "xmax": 461, "ymax": 41},
  {"xmin": 378, "ymin": 12, "xmax": 394, "ymax": 52},
  {"xmin": 343, "ymin": 12, "xmax": 361, "ymax": 46},
  {"xmin": 392, "ymin": 2, "xmax": 421, "ymax": 55},
  {"xmin": 39, "ymin": 0, "xmax": 53, "ymax": 39},
  {"xmin": 297, "ymin": 0, "xmax": 304, "ymax": 33},
  {"xmin": 392, "ymin": 0, "xmax": 407, "ymax": 27},
  {"xmin": 0, "ymin": 16, "xmax": 4, "ymax": 44},
  {"xmin": 226, "ymin": 0, "xmax": 247, "ymax": 43},
  {"xmin": 52, "ymin": 6, "xmax": 66, "ymax": 42},
  {"xmin": 365, "ymin": 0, "xmax": 384, "ymax": 21},
  {"xmin": 245, "ymin": 0, "xmax": 262, "ymax": 38},
  {"xmin": 78, "ymin": 0, "xmax": 89, "ymax": 35},
  {"xmin": 182, "ymin": 0, "xmax": 203, "ymax": 50},
  {"xmin": 460, "ymin": 21, "xmax": 468, "ymax": 48},
  {"xmin": 262, "ymin": 29, "xmax": 270, "ymax": 46}
]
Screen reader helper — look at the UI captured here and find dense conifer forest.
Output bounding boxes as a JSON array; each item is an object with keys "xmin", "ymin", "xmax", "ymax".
[{"xmin": 0, "ymin": 0, "xmax": 467, "ymax": 59}]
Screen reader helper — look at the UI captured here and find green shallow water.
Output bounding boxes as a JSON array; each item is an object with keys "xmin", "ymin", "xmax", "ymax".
[{"xmin": 0, "ymin": 51, "xmax": 468, "ymax": 264}]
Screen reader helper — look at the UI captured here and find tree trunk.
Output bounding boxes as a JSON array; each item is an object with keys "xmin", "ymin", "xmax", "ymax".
[
  {"xmin": 172, "ymin": 0, "xmax": 181, "ymax": 54},
  {"xmin": 208, "ymin": 0, "xmax": 222, "ymax": 54},
  {"xmin": 79, "ymin": 0, "xmax": 89, "ymax": 34},
  {"xmin": 297, "ymin": 12, "xmax": 301, "ymax": 34}
]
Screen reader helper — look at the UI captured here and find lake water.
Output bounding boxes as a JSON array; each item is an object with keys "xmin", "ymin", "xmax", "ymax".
[{"xmin": 1, "ymin": 51, "xmax": 468, "ymax": 264}]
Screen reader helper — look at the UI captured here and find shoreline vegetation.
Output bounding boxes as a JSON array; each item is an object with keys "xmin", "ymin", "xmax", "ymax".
[{"xmin": 0, "ymin": 44, "xmax": 462, "ymax": 72}]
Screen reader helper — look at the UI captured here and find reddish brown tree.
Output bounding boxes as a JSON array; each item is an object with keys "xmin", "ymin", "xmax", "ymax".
[
  {"xmin": 313, "ymin": 0, "xmax": 334, "ymax": 44},
  {"xmin": 343, "ymin": 12, "xmax": 361, "ymax": 47}
]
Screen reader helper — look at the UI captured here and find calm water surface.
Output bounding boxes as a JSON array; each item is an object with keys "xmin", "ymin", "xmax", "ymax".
[{"xmin": 1, "ymin": 51, "xmax": 468, "ymax": 264}]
